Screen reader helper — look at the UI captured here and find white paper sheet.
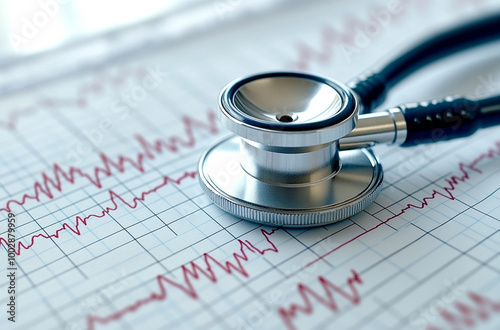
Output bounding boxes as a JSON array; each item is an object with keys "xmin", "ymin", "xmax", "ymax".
[{"xmin": 1, "ymin": 1, "xmax": 500, "ymax": 329}]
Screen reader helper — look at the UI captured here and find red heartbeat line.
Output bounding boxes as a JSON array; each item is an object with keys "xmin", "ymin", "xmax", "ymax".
[
  {"xmin": 82, "ymin": 140, "xmax": 500, "ymax": 330},
  {"xmin": 279, "ymin": 270, "xmax": 363, "ymax": 330},
  {"xmin": 86, "ymin": 228, "xmax": 279, "ymax": 330},
  {"xmin": 306, "ymin": 141, "xmax": 500, "ymax": 268},
  {"xmin": 1, "ymin": 171, "xmax": 197, "ymax": 255},
  {"xmin": 288, "ymin": 1, "xmax": 423, "ymax": 70},
  {"xmin": 288, "ymin": 0, "xmax": 479, "ymax": 70},
  {"xmin": 278, "ymin": 140, "xmax": 500, "ymax": 328},
  {"xmin": 0, "ymin": 67, "xmax": 148, "ymax": 131},
  {"xmin": 0, "ymin": 111, "xmax": 218, "ymax": 254},
  {"xmin": 0, "ymin": 111, "xmax": 218, "ymax": 214},
  {"xmin": 428, "ymin": 292, "xmax": 500, "ymax": 330}
]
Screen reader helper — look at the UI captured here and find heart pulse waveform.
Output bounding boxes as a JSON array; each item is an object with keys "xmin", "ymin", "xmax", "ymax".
[
  {"xmin": 287, "ymin": 1, "xmax": 422, "ymax": 70},
  {"xmin": 278, "ymin": 270, "xmax": 362, "ymax": 330},
  {"xmin": 0, "ymin": 67, "xmax": 148, "ymax": 131},
  {"xmin": 86, "ymin": 229, "xmax": 279, "ymax": 330},
  {"xmin": 278, "ymin": 141, "xmax": 500, "ymax": 328},
  {"xmin": 0, "ymin": 0, "xmax": 474, "ymax": 131},
  {"xmin": 1, "ymin": 171, "xmax": 198, "ymax": 255},
  {"xmin": 427, "ymin": 292, "xmax": 500, "ymax": 329},
  {"xmin": 288, "ymin": 0, "xmax": 474, "ymax": 71},
  {"xmin": 84, "ymin": 141, "xmax": 498, "ymax": 329},
  {"xmin": 0, "ymin": 111, "xmax": 218, "ymax": 254},
  {"xmin": 306, "ymin": 141, "xmax": 500, "ymax": 267},
  {"xmin": 0, "ymin": 111, "xmax": 218, "ymax": 213}
]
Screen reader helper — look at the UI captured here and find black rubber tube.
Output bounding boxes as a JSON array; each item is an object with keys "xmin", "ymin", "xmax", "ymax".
[
  {"xmin": 395, "ymin": 94, "xmax": 500, "ymax": 147},
  {"xmin": 350, "ymin": 12, "xmax": 500, "ymax": 113},
  {"xmin": 478, "ymin": 94, "xmax": 500, "ymax": 128}
]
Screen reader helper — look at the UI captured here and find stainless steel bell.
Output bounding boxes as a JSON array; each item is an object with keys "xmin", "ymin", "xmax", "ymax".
[{"xmin": 198, "ymin": 72, "xmax": 385, "ymax": 227}]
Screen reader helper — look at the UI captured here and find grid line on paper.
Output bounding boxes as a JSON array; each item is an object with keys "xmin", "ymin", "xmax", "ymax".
[
  {"xmin": 12, "ymin": 179, "xmax": 205, "ymax": 289},
  {"xmin": 333, "ymin": 191, "xmax": 500, "ymax": 330},
  {"xmin": 1, "ymin": 1, "xmax": 500, "ymax": 329},
  {"xmin": 26, "ymin": 220, "xmax": 258, "ymax": 328}
]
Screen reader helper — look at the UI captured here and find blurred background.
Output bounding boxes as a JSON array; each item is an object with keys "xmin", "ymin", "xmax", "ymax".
[
  {"xmin": 1, "ymin": 1, "xmax": 500, "ymax": 329},
  {"xmin": 0, "ymin": 0, "xmax": 297, "ymax": 95},
  {"xmin": 1, "ymin": 0, "xmax": 499, "ymax": 96},
  {"xmin": 0, "ymin": 0, "xmax": 191, "ymax": 55}
]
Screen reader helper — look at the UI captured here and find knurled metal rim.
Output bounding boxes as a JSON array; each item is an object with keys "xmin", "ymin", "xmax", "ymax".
[
  {"xmin": 198, "ymin": 138, "xmax": 384, "ymax": 227},
  {"xmin": 199, "ymin": 179, "xmax": 382, "ymax": 227}
]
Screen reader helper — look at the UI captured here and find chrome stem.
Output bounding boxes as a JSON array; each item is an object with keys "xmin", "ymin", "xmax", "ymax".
[{"xmin": 339, "ymin": 108, "xmax": 407, "ymax": 150}]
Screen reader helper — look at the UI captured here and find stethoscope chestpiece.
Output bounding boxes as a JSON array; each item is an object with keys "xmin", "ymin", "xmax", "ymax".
[{"xmin": 198, "ymin": 72, "xmax": 383, "ymax": 227}]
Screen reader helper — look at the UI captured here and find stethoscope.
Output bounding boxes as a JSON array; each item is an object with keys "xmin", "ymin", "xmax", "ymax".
[{"xmin": 198, "ymin": 13, "xmax": 500, "ymax": 227}]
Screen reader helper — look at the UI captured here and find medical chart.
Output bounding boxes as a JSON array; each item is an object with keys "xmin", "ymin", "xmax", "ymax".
[{"xmin": 1, "ymin": 0, "xmax": 500, "ymax": 329}]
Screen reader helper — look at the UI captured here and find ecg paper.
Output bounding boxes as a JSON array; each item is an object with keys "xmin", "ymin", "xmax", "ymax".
[{"xmin": 1, "ymin": 0, "xmax": 500, "ymax": 329}]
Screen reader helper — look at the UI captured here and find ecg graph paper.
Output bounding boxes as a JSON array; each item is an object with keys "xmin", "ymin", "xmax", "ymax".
[{"xmin": 1, "ymin": 0, "xmax": 500, "ymax": 329}]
